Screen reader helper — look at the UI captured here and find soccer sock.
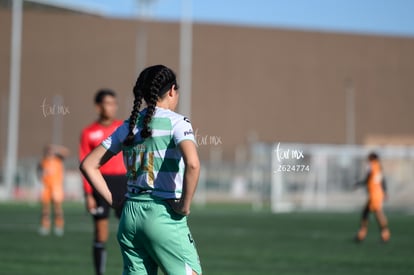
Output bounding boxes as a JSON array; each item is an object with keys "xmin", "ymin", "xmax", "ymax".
[
  {"xmin": 93, "ymin": 242, "xmax": 107, "ymax": 275},
  {"xmin": 41, "ymin": 213, "xmax": 51, "ymax": 230},
  {"xmin": 380, "ymin": 226, "xmax": 390, "ymax": 242},
  {"xmin": 55, "ymin": 213, "xmax": 64, "ymax": 229},
  {"xmin": 41, "ymin": 203, "xmax": 51, "ymax": 230},
  {"xmin": 54, "ymin": 204, "xmax": 64, "ymax": 229},
  {"xmin": 356, "ymin": 218, "xmax": 368, "ymax": 241},
  {"xmin": 357, "ymin": 226, "xmax": 368, "ymax": 241}
]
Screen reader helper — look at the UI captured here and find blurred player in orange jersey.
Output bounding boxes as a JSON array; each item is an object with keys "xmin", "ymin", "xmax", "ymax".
[
  {"xmin": 354, "ymin": 152, "xmax": 390, "ymax": 243},
  {"xmin": 38, "ymin": 144, "xmax": 69, "ymax": 236}
]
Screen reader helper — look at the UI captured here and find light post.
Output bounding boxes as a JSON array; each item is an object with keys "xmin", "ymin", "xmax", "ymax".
[{"xmin": 3, "ymin": 0, "xmax": 23, "ymax": 199}]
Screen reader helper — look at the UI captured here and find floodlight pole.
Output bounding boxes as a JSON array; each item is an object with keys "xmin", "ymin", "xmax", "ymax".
[
  {"xmin": 135, "ymin": 0, "xmax": 157, "ymax": 75},
  {"xmin": 4, "ymin": 0, "xmax": 23, "ymax": 199},
  {"xmin": 178, "ymin": 0, "xmax": 193, "ymax": 118}
]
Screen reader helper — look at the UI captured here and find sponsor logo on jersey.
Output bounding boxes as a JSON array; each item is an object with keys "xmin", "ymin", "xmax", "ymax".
[
  {"xmin": 183, "ymin": 117, "xmax": 191, "ymax": 123},
  {"xmin": 89, "ymin": 130, "xmax": 104, "ymax": 141},
  {"xmin": 188, "ymin": 233, "xmax": 194, "ymax": 243},
  {"xmin": 184, "ymin": 129, "xmax": 193, "ymax": 136}
]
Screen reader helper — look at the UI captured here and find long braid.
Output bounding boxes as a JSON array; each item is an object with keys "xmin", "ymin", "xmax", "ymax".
[
  {"xmin": 123, "ymin": 87, "xmax": 143, "ymax": 146},
  {"xmin": 140, "ymin": 94, "xmax": 157, "ymax": 138},
  {"xmin": 141, "ymin": 70, "xmax": 166, "ymax": 138}
]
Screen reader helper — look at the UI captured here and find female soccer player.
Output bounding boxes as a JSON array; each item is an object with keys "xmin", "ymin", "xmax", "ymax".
[
  {"xmin": 38, "ymin": 144, "xmax": 69, "ymax": 236},
  {"xmin": 80, "ymin": 65, "xmax": 202, "ymax": 275},
  {"xmin": 354, "ymin": 152, "xmax": 390, "ymax": 243},
  {"xmin": 79, "ymin": 89, "xmax": 127, "ymax": 275}
]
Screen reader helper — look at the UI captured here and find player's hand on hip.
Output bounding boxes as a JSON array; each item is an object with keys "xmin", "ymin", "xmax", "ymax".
[
  {"xmin": 167, "ymin": 199, "xmax": 190, "ymax": 216},
  {"xmin": 112, "ymin": 197, "xmax": 126, "ymax": 211}
]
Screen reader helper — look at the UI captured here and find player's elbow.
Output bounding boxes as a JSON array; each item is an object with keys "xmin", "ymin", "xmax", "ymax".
[
  {"xmin": 79, "ymin": 158, "xmax": 88, "ymax": 175},
  {"xmin": 186, "ymin": 158, "xmax": 200, "ymax": 172},
  {"xmin": 79, "ymin": 156, "xmax": 94, "ymax": 176}
]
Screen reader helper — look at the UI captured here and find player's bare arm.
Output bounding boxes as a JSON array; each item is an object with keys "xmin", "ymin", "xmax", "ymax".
[
  {"xmin": 168, "ymin": 140, "xmax": 200, "ymax": 216},
  {"xmin": 80, "ymin": 145, "xmax": 114, "ymax": 206}
]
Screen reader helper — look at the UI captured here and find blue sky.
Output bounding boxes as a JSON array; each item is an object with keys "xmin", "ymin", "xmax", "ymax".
[{"xmin": 28, "ymin": 0, "xmax": 414, "ymax": 37}]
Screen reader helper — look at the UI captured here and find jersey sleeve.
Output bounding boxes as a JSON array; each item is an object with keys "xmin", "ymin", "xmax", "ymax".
[
  {"xmin": 79, "ymin": 129, "xmax": 93, "ymax": 195},
  {"xmin": 101, "ymin": 123, "xmax": 129, "ymax": 154},
  {"xmin": 173, "ymin": 117, "xmax": 196, "ymax": 145}
]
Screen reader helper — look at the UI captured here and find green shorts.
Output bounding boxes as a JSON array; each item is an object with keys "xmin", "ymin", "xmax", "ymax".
[{"xmin": 117, "ymin": 194, "xmax": 202, "ymax": 275}]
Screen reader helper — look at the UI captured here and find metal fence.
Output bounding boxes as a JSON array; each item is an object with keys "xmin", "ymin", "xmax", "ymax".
[
  {"xmin": 262, "ymin": 143, "xmax": 414, "ymax": 212},
  {"xmin": 2, "ymin": 143, "xmax": 414, "ymax": 214}
]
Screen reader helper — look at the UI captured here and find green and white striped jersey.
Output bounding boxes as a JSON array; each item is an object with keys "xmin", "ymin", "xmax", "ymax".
[{"xmin": 102, "ymin": 107, "xmax": 196, "ymax": 199}]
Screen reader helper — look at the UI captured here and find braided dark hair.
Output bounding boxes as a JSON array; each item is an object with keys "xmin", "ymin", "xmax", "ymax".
[{"xmin": 123, "ymin": 65, "xmax": 178, "ymax": 145}]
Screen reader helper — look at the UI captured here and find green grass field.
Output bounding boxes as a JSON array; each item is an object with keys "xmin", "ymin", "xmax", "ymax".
[{"xmin": 0, "ymin": 202, "xmax": 413, "ymax": 275}]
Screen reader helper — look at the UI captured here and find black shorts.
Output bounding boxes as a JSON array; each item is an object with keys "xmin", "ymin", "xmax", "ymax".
[{"xmin": 92, "ymin": 174, "xmax": 127, "ymax": 220}]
